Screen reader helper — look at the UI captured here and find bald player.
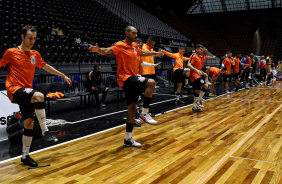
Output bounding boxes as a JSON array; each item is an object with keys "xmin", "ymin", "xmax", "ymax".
[{"xmin": 89, "ymin": 26, "xmax": 163, "ymax": 147}]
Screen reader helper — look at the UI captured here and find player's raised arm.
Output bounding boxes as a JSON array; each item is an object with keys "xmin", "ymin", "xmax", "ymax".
[
  {"xmin": 42, "ymin": 64, "xmax": 72, "ymax": 86},
  {"xmin": 140, "ymin": 50, "xmax": 163, "ymax": 57},
  {"xmin": 89, "ymin": 43, "xmax": 113, "ymax": 55}
]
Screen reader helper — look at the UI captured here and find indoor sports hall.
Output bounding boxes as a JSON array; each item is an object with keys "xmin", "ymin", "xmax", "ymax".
[{"xmin": 0, "ymin": 0, "xmax": 282, "ymax": 183}]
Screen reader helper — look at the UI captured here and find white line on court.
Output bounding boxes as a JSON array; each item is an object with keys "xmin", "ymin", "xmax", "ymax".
[
  {"xmin": 230, "ymin": 156, "xmax": 282, "ymax": 165},
  {"xmin": 219, "ymin": 97, "xmax": 282, "ymax": 103}
]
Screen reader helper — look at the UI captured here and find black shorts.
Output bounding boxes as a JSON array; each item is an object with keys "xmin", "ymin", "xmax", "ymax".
[
  {"xmin": 233, "ymin": 73, "xmax": 239, "ymax": 80},
  {"xmin": 142, "ymin": 74, "xmax": 156, "ymax": 80},
  {"xmin": 201, "ymin": 66, "xmax": 206, "ymax": 73},
  {"xmin": 192, "ymin": 77, "xmax": 205, "ymax": 90},
  {"xmin": 123, "ymin": 76, "xmax": 149, "ymax": 106},
  {"xmin": 223, "ymin": 75, "xmax": 231, "ymax": 82},
  {"xmin": 12, "ymin": 88, "xmax": 36, "ymax": 121},
  {"xmin": 174, "ymin": 69, "xmax": 184, "ymax": 84},
  {"xmin": 244, "ymin": 67, "xmax": 251, "ymax": 74}
]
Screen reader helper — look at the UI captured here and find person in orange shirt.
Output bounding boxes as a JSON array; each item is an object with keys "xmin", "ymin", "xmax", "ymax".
[
  {"xmin": 187, "ymin": 44, "xmax": 208, "ymax": 112},
  {"xmin": 242, "ymin": 53, "xmax": 255, "ymax": 89},
  {"xmin": 222, "ymin": 51, "xmax": 234, "ymax": 93},
  {"xmin": 89, "ymin": 26, "xmax": 163, "ymax": 147},
  {"xmin": 201, "ymin": 48, "xmax": 216, "ymax": 85},
  {"xmin": 208, "ymin": 67, "xmax": 227, "ymax": 96},
  {"xmin": 138, "ymin": 37, "xmax": 161, "ymax": 108},
  {"xmin": 233, "ymin": 53, "xmax": 249, "ymax": 92},
  {"xmin": 139, "ymin": 36, "xmax": 160, "ymax": 80},
  {"xmin": 161, "ymin": 47, "xmax": 190, "ymax": 104},
  {"xmin": 0, "ymin": 25, "xmax": 72, "ymax": 167}
]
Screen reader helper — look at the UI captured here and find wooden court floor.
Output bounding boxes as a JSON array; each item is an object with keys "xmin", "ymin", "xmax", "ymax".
[{"xmin": 0, "ymin": 82, "xmax": 282, "ymax": 184}]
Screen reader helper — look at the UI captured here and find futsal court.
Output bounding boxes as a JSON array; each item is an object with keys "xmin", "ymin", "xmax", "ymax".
[
  {"xmin": 0, "ymin": 82, "xmax": 281, "ymax": 184},
  {"xmin": 1, "ymin": 0, "xmax": 282, "ymax": 183}
]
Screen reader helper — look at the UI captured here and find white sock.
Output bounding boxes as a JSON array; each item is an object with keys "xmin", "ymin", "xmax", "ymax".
[
  {"xmin": 35, "ymin": 109, "xmax": 48, "ymax": 135},
  {"xmin": 22, "ymin": 135, "xmax": 33, "ymax": 159},
  {"xmin": 176, "ymin": 95, "xmax": 180, "ymax": 101},
  {"xmin": 125, "ymin": 132, "xmax": 132, "ymax": 140},
  {"xmin": 199, "ymin": 91, "xmax": 205, "ymax": 101},
  {"xmin": 142, "ymin": 108, "xmax": 149, "ymax": 114}
]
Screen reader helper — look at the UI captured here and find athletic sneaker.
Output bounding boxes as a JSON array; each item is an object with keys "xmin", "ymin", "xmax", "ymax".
[
  {"xmin": 124, "ymin": 137, "xmax": 142, "ymax": 147},
  {"xmin": 266, "ymin": 83, "xmax": 272, "ymax": 86},
  {"xmin": 139, "ymin": 113, "xmax": 157, "ymax": 124},
  {"xmin": 184, "ymin": 84, "xmax": 193, "ymax": 89},
  {"xmin": 234, "ymin": 88, "xmax": 239, "ymax": 92},
  {"xmin": 209, "ymin": 93, "xmax": 217, "ymax": 97},
  {"xmin": 205, "ymin": 81, "xmax": 211, "ymax": 85},
  {"xmin": 175, "ymin": 99, "xmax": 185, "ymax": 104},
  {"xmin": 43, "ymin": 131, "xmax": 58, "ymax": 143},
  {"xmin": 21, "ymin": 155, "xmax": 38, "ymax": 167},
  {"xmin": 192, "ymin": 107, "xmax": 203, "ymax": 112},
  {"xmin": 100, "ymin": 102, "xmax": 106, "ymax": 107},
  {"xmin": 133, "ymin": 120, "xmax": 142, "ymax": 127},
  {"xmin": 196, "ymin": 100, "xmax": 204, "ymax": 108},
  {"xmin": 225, "ymin": 90, "xmax": 231, "ymax": 94}
]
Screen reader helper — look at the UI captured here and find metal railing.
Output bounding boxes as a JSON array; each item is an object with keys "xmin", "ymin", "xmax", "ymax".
[{"xmin": 0, "ymin": 69, "xmax": 173, "ymax": 91}]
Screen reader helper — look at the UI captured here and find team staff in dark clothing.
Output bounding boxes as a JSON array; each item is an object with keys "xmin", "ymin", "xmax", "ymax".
[{"xmin": 87, "ymin": 65, "xmax": 108, "ymax": 107}]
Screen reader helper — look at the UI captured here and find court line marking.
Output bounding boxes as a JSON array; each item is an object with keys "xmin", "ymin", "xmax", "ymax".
[
  {"xmin": 219, "ymin": 97, "xmax": 282, "ymax": 103},
  {"xmin": 230, "ymin": 156, "xmax": 282, "ymax": 165},
  {"xmin": 255, "ymin": 88, "xmax": 282, "ymax": 90},
  {"xmin": 0, "ymin": 92, "xmax": 226, "ymax": 164},
  {"xmin": 194, "ymin": 103, "xmax": 282, "ymax": 184},
  {"xmin": 70, "ymin": 96, "xmax": 185, "ymax": 124}
]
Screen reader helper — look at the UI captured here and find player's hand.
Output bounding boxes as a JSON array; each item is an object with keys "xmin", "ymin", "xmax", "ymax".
[
  {"xmin": 155, "ymin": 52, "xmax": 164, "ymax": 57},
  {"xmin": 213, "ymin": 56, "xmax": 216, "ymax": 59},
  {"xmin": 155, "ymin": 62, "xmax": 161, "ymax": 67},
  {"xmin": 202, "ymin": 72, "xmax": 208, "ymax": 77},
  {"xmin": 64, "ymin": 76, "xmax": 72, "ymax": 86},
  {"xmin": 89, "ymin": 43, "xmax": 99, "ymax": 52},
  {"xmin": 195, "ymin": 69, "xmax": 202, "ymax": 75}
]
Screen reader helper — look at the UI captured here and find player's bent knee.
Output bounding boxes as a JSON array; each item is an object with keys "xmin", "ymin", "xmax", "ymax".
[
  {"xmin": 23, "ymin": 118, "xmax": 34, "ymax": 129},
  {"xmin": 32, "ymin": 92, "xmax": 45, "ymax": 103},
  {"xmin": 147, "ymin": 79, "xmax": 156, "ymax": 86}
]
